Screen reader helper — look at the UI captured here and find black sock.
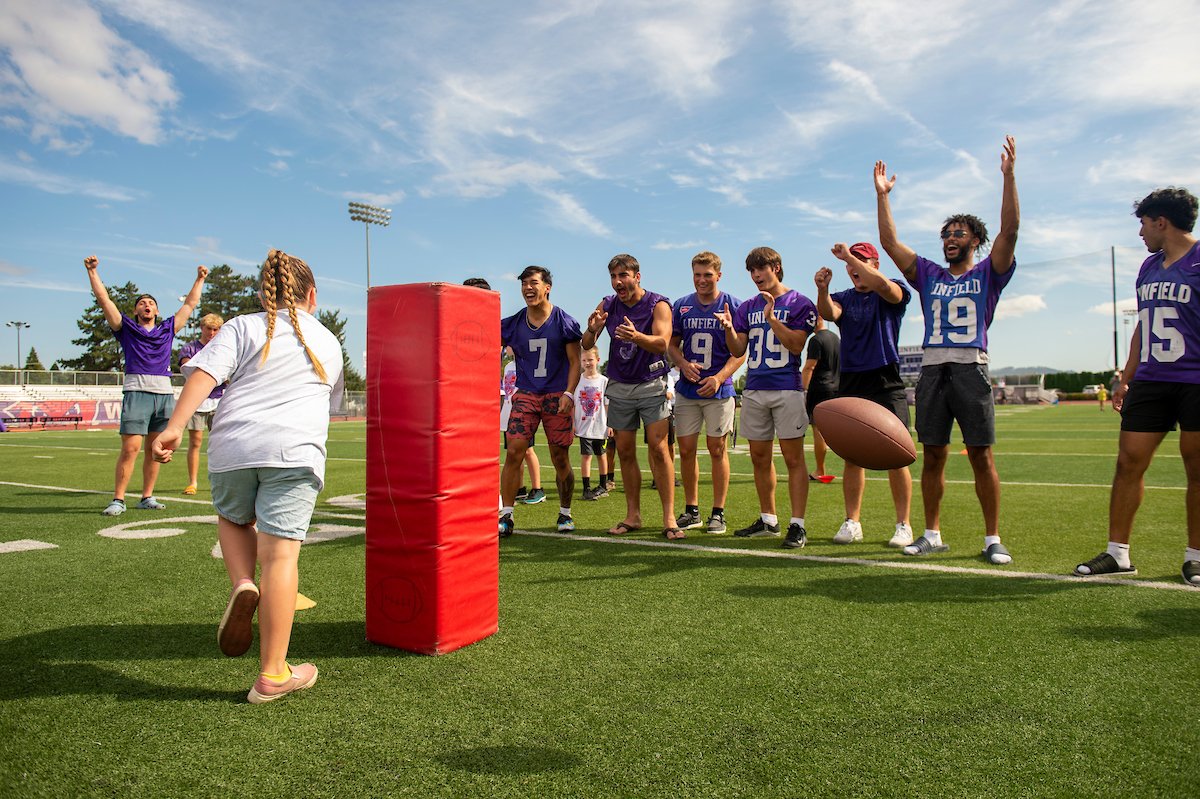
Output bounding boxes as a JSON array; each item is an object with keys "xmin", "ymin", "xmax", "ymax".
[
  {"xmin": 711, "ymin": 506, "xmax": 724, "ymax": 517},
  {"xmin": 583, "ymin": 477, "xmax": 592, "ymax": 491},
  {"xmin": 686, "ymin": 504, "xmax": 699, "ymax": 514}
]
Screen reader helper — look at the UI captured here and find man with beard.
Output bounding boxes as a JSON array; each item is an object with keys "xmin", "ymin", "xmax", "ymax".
[
  {"xmin": 874, "ymin": 135, "xmax": 1019, "ymax": 565},
  {"xmin": 84, "ymin": 255, "xmax": 209, "ymax": 516}
]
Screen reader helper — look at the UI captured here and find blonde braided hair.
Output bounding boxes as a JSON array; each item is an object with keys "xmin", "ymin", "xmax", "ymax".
[{"xmin": 259, "ymin": 249, "xmax": 329, "ymax": 384}]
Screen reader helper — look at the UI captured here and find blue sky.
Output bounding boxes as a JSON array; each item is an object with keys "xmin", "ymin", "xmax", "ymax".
[{"xmin": 2, "ymin": 0, "xmax": 1198, "ymax": 374}]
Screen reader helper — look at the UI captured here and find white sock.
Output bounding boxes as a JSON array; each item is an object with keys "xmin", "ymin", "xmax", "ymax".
[
  {"xmin": 1107, "ymin": 541, "xmax": 1131, "ymax": 569},
  {"xmin": 791, "ymin": 517, "xmax": 805, "ymax": 528},
  {"xmin": 1185, "ymin": 547, "xmax": 1200, "ymax": 563},
  {"xmin": 923, "ymin": 529, "xmax": 942, "ymax": 546},
  {"xmin": 500, "ymin": 506, "xmax": 514, "ymax": 518},
  {"xmin": 984, "ymin": 535, "xmax": 1002, "ymax": 549},
  {"xmin": 559, "ymin": 506, "xmax": 571, "ymax": 517},
  {"xmin": 761, "ymin": 513, "xmax": 779, "ymax": 526}
]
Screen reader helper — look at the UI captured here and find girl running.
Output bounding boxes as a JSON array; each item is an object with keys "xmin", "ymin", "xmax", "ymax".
[{"xmin": 154, "ymin": 249, "xmax": 344, "ymax": 703}]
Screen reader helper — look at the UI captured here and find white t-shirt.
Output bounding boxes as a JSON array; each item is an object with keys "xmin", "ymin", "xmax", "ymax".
[
  {"xmin": 573, "ymin": 372, "xmax": 608, "ymax": 439},
  {"xmin": 499, "ymin": 360, "xmax": 518, "ymax": 432},
  {"xmin": 182, "ymin": 310, "xmax": 345, "ymax": 488},
  {"xmin": 666, "ymin": 366, "xmax": 679, "ymax": 411}
]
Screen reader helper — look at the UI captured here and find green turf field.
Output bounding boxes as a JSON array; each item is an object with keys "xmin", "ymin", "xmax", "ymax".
[{"xmin": 1, "ymin": 404, "xmax": 1195, "ymax": 797}]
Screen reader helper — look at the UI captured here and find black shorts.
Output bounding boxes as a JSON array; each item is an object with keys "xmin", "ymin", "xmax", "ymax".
[
  {"xmin": 502, "ymin": 431, "xmax": 536, "ymax": 448},
  {"xmin": 838, "ymin": 364, "xmax": 909, "ymax": 428},
  {"xmin": 644, "ymin": 415, "xmax": 675, "ymax": 446},
  {"xmin": 1120, "ymin": 380, "xmax": 1200, "ymax": 433},
  {"xmin": 805, "ymin": 387, "xmax": 837, "ymax": 417},
  {"xmin": 579, "ymin": 437, "xmax": 605, "ymax": 456},
  {"xmin": 914, "ymin": 362, "xmax": 994, "ymax": 447}
]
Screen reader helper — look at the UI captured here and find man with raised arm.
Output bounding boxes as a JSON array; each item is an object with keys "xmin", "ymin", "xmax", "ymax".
[
  {"xmin": 815, "ymin": 242, "xmax": 914, "ymax": 548},
  {"xmin": 1075, "ymin": 187, "xmax": 1200, "ymax": 586},
  {"xmin": 581, "ymin": 254, "xmax": 680, "ymax": 539},
  {"xmin": 668, "ymin": 251, "xmax": 744, "ymax": 534},
  {"xmin": 715, "ymin": 247, "xmax": 817, "ymax": 549},
  {"xmin": 874, "ymin": 136, "xmax": 1019, "ymax": 565},
  {"xmin": 84, "ymin": 255, "xmax": 208, "ymax": 516}
]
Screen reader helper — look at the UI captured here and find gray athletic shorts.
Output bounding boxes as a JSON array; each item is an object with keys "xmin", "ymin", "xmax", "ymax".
[
  {"xmin": 606, "ymin": 377, "xmax": 670, "ymax": 431},
  {"xmin": 740, "ymin": 389, "xmax": 808, "ymax": 441},
  {"xmin": 120, "ymin": 390, "xmax": 175, "ymax": 436},
  {"xmin": 674, "ymin": 395, "xmax": 736, "ymax": 438},
  {"xmin": 914, "ymin": 363, "xmax": 994, "ymax": 447},
  {"xmin": 210, "ymin": 467, "xmax": 322, "ymax": 541},
  {"xmin": 186, "ymin": 411, "xmax": 213, "ymax": 432}
]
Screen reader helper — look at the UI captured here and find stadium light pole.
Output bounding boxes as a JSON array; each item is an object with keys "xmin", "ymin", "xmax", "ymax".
[
  {"xmin": 6, "ymin": 320, "xmax": 30, "ymax": 383},
  {"xmin": 347, "ymin": 202, "xmax": 391, "ymax": 290}
]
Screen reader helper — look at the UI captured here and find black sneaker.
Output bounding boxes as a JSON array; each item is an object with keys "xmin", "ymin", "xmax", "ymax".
[
  {"xmin": 524, "ymin": 488, "xmax": 546, "ymax": 504},
  {"xmin": 676, "ymin": 509, "xmax": 703, "ymax": 530},
  {"xmin": 498, "ymin": 513, "xmax": 514, "ymax": 538},
  {"xmin": 782, "ymin": 523, "xmax": 807, "ymax": 549},
  {"xmin": 556, "ymin": 514, "xmax": 575, "ymax": 533},
  {"xmin": 734, "ymin": 518, "xmax": 780, "ymax": 538},
  {"xmin": 515, "ymin": 486, "xmax": 529, "ymax": 501},
  {"xmin": 582, "ymin": 487, "xmax": 597, "ymax": 501},
  {"xmin": 592, "ymin": 484, "xmax": 610, "ymax": 499}
]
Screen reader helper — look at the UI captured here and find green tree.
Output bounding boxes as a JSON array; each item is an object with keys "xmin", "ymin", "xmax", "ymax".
[
  {"xmin": 317, "ymin": 309, "xmax": 365, "ymax": 391},
  {"xmin": 199, "ymin": 264, "xmax": 261, "ymax": 322},
  {"xmin": 60, "ymin": 280, "xmax": 142, "ymax": 371},
  {"xmin": 24, "ymin": 347, "xmax": 45, "ymax": 370}
]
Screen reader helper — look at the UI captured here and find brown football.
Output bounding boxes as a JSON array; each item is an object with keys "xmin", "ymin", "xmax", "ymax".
[{"xmin": 812, "ymin": 396, "xmax": 916, "ymax": 470}]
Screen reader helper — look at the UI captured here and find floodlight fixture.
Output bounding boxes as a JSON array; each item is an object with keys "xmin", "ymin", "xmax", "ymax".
[
  {"xmin": 6, "ymin": 320, "xmax": 30, "ymax": 377},
  {"xmin": 347, "ymin": 202, "xmax": 391, "ymax": 289}
]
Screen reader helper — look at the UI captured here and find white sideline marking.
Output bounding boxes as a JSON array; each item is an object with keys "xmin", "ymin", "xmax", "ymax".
[
  {"xmin": 515, "ymin": 530, "xmax": 1200, "ymax": 593},
  {"xmin": 0, "ymin": 539, "xmax": 58, "ymax": 553}
]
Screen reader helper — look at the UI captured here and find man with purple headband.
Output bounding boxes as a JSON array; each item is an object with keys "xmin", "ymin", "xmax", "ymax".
[
  {"xmin": 875, "ymin": 135, "xmax": 1019, "ymax": 565},
  {"xmin": 1075, "ymin": 187, "xmax": 1200, "ymax": 586},
  {"xmin": 84, "ymin": 255, "xmax": 208, "ymax": 516}
]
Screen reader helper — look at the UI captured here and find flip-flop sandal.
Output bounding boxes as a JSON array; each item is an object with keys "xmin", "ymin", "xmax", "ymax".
[
  {"xmin": 662, "ymin": 527, "xmax": 686, "ymax": 541},
  {"xmin": 608, "ymin": 521, "xmax": 641, "ymax": 536}
]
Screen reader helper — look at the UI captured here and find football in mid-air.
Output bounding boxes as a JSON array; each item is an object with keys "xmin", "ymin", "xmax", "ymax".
[{"xmin": 812, "ymin": 396, "xmax": 916, "ymax": 470}]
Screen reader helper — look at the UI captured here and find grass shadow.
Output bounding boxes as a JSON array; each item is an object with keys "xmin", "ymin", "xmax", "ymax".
[
  {"xmin": 730, "ymin": 570, "xmax": 1081, "ymax": 605},
  {"xmin": 1063, "ymin": 606, "xmax": 1200, "ymax": 641},
  {"xmin": 435, "ymin": 744, "xmax": 581, "ymax": 775}
]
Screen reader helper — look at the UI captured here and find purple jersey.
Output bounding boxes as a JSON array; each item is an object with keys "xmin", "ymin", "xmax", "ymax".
[
  {"xmin": 1132, "ymin": 242, "xmax": 1200, "ymax": 383},
  {"xmin": 733, "ymin": 290, "xmax": 818, "ymax": 391},
  {"xmin": 907, "ymin": 255, "xmax": 1013, "ymax": 352},
  {"xmin": 114, "ymin": 315, "xmax": 174, "ymax": 377},
  {"xmin": 178, "ymin": 339, "xmax": 226, "ymax": 399},
  {"xmin": 831, "ymin": 281, "xmax": 911, "ymax": 373},
  {"xmin": 672, "ymin": 291, "xmax": 741, "ymax": 400},
  {"xmin": 500, "ymin": 305, "xmax": 583, "ymax": 393},
  {"xmin": 603, "ymin": 291, "xmax": 670, "ymax": 385}
]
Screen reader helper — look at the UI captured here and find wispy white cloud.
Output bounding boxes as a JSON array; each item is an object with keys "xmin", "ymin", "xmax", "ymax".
[
  {"xmin": 535, "ymin": 188, "xmax": 611, "ymax": 237},
  {"xmin": 0, "ymin": 156, "xmax": 141, "ymax": 200},
  {"xmin": 790, "ymin": 200, "xmax": 867, "ymax": 224},
  {"xmin": 340, "ymin": 190, "xmax": 405, "ymax": 207},
  {"xmin": 0, "ymin": 0, "xmax": 178, "ymax": 147},
  {"xmin": 651, "ymin": 240, "xmax": 705, "ymax": 251}
]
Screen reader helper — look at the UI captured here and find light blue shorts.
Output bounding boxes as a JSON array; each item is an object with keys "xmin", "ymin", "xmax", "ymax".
[{"xmin": 209, "ymin": 467, "xmax": 321, "ymax": 541}]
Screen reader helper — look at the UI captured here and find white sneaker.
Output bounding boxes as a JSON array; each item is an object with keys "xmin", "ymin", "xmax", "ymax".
[
  {"xmin": 888, "ymin": 522, "xmax": 914, "ymax": 548},
  {"xmin": 832, "ymin": 519, "xmax": 863, "ymax": 544}
]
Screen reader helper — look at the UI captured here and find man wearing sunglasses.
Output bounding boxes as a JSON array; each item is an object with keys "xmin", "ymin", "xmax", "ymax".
[{"xmin": 874, "ymin": 136, "xmax": 1019, "ymax": 566}]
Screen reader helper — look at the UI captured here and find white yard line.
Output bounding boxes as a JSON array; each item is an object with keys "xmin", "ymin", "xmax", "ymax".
[{"xmin": 516, "ymin": 530, "xmax": 1198, "ymax": 593}]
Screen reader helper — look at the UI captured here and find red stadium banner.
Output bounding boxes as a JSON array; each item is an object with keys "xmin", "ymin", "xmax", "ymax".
[{"xmin": 365, "ymin": 282, "xmax": 500, "ymax": 654}]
